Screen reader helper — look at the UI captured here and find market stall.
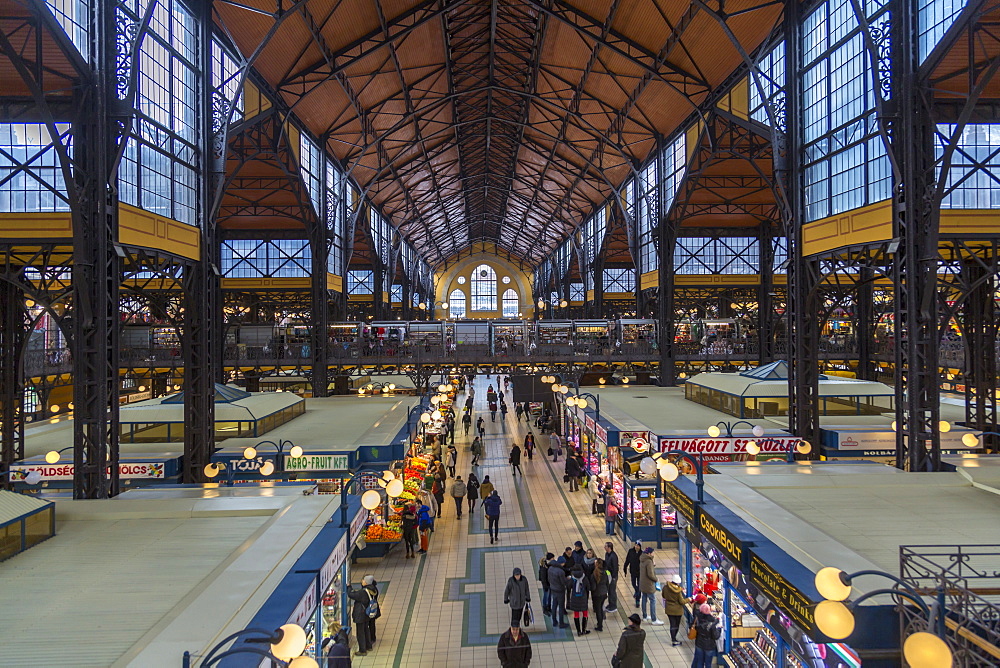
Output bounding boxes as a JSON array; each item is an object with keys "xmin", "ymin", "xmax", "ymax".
[
  {"xmin": 667, "ymin": 480, "xmax": 862, "ymax": 668},
  {"xmin": 618, "ymin": 476, "xmax": 677, "ymax": 544}
]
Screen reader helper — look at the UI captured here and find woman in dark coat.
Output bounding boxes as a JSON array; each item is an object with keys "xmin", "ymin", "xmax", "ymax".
[
  {"xmin": 523, "ymin": 432, "xmax": 536, "ymax": 460},
  {"xmin": 566, "ymin": 564, "xmax": 593, "ymax": 636},
  {"xmin": 466, "ymin": 471, "xmax": 481, "ymax": 513},
  {"xmin": 591, "ymin": 557, "xmax": 609, "ymax": 632},
  {"xmin": 509, "ymin": 443, "xmax": 522, "ymax": 476}
]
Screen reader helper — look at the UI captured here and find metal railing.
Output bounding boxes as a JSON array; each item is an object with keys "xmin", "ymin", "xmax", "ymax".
[{"xmin": 900, "ymin": 544, "xmax": 1000, "ymax": 667}]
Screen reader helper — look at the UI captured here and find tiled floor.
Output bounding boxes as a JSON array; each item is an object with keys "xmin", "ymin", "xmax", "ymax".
[{"xmin": 353, "ymin": 377, "xmax": 696, "ymax": 667}]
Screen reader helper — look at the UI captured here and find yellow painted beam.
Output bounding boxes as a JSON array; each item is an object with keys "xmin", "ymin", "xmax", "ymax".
[
  {"xmin": 0, "ymin": 212, "xmax": 72, "ymax": 239},
  {"xmin": 327, "ymin": 273, "xmax": 343, "ymax": 292},
  {"xmin": 940, "ymin": 209, "xmax": 1000, "ymax": 235},
  {"xmin": 802, "ymin": 200, "xmax": 893, "ymax": 256},
  {"xmin": 118, "ymin": 203, "xmax": 201, "ymax": 260},
  {"xmin": 221, "ymin": 277, "xmax": 311, "ymax": 290}
]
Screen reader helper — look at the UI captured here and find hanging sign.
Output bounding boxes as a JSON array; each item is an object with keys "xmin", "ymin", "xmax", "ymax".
[
  {"xmin": 697, "ymin": 506, "xmax": 745, "ymax": 567},
  {"xmin": 9, "ymin": 462, "xmax": 166, "ymax": 482},
  {"xmin": 747, "ymin": 551, "xmax": 817, "ymax": 633},
  {"xmin": 663, "ymin": 482, "xmax": 696, "ymax": 522},
  {"xmin": 284, "ymin": 454, "xmax": 350, "ymax": 471}
]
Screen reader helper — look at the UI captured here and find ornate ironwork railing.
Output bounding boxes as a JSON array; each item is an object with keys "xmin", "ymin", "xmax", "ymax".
[{"xmin": 900, "ymin": 544, "xmax": 1000, "ymax": 667}]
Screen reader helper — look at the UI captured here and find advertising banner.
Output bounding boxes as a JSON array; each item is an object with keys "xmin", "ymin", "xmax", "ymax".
[
  {"xmin": 658, "ymin": 436, "xmax": 798, "ymax": 462},
  {"xmin": 9, "ymin": 461, "xmax": 166, "ymax": 482},
  {"xmin": 284, "ymin": 454, "xmax": 350, "ymax": 471}
]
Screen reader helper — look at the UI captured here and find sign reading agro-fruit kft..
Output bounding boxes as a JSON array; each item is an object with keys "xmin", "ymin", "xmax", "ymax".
[{"xmin": 284, "ymin": 454, "xmax": 350, "ymax": 471}]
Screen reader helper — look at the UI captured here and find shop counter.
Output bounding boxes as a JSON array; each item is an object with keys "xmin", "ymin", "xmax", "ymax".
[{"xmin": 618, "ymin": 477, "xmax": 677, "ymax": 545}]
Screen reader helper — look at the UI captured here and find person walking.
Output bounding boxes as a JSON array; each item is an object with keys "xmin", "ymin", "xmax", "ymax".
[
  {"xmin": 500, "ymin": 401, "xmax": 508, "ymax": 423},
  {"xmin": 639, "ymin": 547, "xmax": 663, "ymax": 625},
  {"xmin": 471, "ymin": 435, "xmax": 484, "ymax": 466},
  {"xmin": 567, "ymin": 564, "xmax": 593, "ymax": 636},
  {"xmin": 549, "ymin": 431, "xmax": 562, "ymax": 462},
  {"xmin": 565, "ymin": 455, "xmax": 580, "ymax": 492},
  {"xmin": 477, "ymin": 416, "xmax": 486, "ymax": 439},
  {"xmin": 497, "ymin": 621, "xmax": 532, "ymax": 668},
  {"xmin": 509, "ymin": 443, "xmax": 523, "ymax": 476},
  {"xmin": 523, "ymin": 432, "xmax": 535, "ymax": 461},
  {"xmin": 503, "ymin": 567, "xmax": 532, "ymax": 627},
  {"xmin": 480, "ymin": 474, "xmax": 495, "ymax": 500},
  {"xmin": 483, "ymin": 489, "xmax": 503, "ymax": 544},
  {"xmin": 450, "ymin": 476, "xmax": 467, "ymax": 518},
  {"xmin": 490, "ymin": 401, "xmax": 498, "ymax": 422},
  {"xmin": 691, "ymin": 604, "xmax": 721, "ymax": 668},
  {"xmin": 538, "ymin": 552, "xmax": 554, "ymax": 616},
  {"xmin": 591, "ymin": 557, "xmax": 609, "ymax": 632},
  {"xmin": 347, "ymin": 576, "xmax": 379, "ymax": 656},
  {"xmin": 604, "ymin": 541, "xmax": 621, "ymax": 613},
  {"xmin": 546, "ymin": 555, "xmax": 569, "ymax": 629},
  {"xmin": 401, "ymin": 504, "xmax": 418, "ymax": 559},
  {"xmin": 446, "ymin": 445, "xmax": 457, "ymax": 478},
  {"xmin": 615, "ymin": 614, "xmax": 646, "ymax": 668},
  {"xmin": 466, "ymin": 471, "xmax": 480, "ymax": 514},
  {"xmin": 662, "ymin": 574, "xmax": 689, "ymax": 646},
  {"xmin": 515, "ymin": 403, "xmax": 524, "ymax": 422},
  {"xmin": 623, "ymin": 540, "xmax": 643, "ymax": 609},
  {"xmin": 462, "ymin": 412, "xmax": 472, "ymax": 436}
]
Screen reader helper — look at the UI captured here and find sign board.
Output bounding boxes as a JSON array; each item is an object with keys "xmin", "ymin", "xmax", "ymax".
[
  {"xmin": 595, "ymin": 423, "xmax": 608, "ymax": 444},
  {"xmin": 664, "ymin": 482, "xmax": 696, "ymax": 522},
  {"xmin": 585, "ymin": 415, "xmax": 596, "ymax": 432},
  {"xmin": 829, "ymin": 429, "xmax": 977, "ymax": 451},
  {"xmin": 284, "ymin": 454, "xmax": 350, "ymax": 471},
  {"xmin": 658, "ymin": 436, "xmax": 799, "ymax": 459},
  {"xmin": 9, "ymin": 461, "xmax": 166, "ymax": 482},
  {"xmin": 697, "ymin": 506, "xmax": 745, "ymax": 567},
  {"xmin": 747, "ymin": 551, "xmax": 817, "ymax": 633},
  {"xmin": 349, "ymin": 506, "xmax": 369, "ymax": 546}
]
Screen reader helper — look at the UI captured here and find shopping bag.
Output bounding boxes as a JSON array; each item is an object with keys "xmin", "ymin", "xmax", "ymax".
[
  {"xmin": 523, "ymin": 602, "xmax": 533, "ymax": 627},
  {"xmin": 688, "ymin": 625, "xmax": 698, "ymax": 640}
]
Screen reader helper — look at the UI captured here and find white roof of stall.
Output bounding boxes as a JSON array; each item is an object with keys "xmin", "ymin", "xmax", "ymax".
[
  {"xmin": 687, "ymin": 371, "xmax": 893, "ymax": 398},
  {"xmin": 119, "ymin": 391, "xmax": 303, "ymax": 423}
]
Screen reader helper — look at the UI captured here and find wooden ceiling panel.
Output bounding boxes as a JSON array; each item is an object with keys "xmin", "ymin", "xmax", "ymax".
[{"xmin": 215, "ymin": 0, "xmax": 782, "ymax": 266}]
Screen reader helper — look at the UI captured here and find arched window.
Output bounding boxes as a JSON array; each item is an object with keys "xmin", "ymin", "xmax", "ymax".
[
  {"xmin": 470, "ymin": 264, "xmax": 497, "ymax": 311},
  {"xmin": 449, "ymin": 289, "xmax": 466, "ymax": 318},
  {"xmin": 502, "ymin": 289, "xmax": 519, "ymax": 317}
]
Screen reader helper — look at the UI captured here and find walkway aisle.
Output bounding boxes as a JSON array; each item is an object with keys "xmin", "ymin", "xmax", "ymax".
[{"xmin": 354, "ymin": 376, "xmax": 695, "ymax": 668}]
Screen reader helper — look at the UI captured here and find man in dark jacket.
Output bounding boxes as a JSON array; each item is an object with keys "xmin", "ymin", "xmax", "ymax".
[
  {"xmin": 564, "ymin": 454, "xmax": 581, "ymax": 491},
  {"xmin": 538, "ymin": 552, "xmax": 554, "ymax": 615},
  {"xmin": 503, "ymin": 567, "xmax": 531, "ymax": 627},
  {"xmin": 483, "ymin": 490, "xmax": 503, "ymax": 544},
  {"xmin": 401, "ymin": 504, "xmax": 418, "ymax": 558},
  {"xmin": 604, "ymin": 541, "xmax": 621, "ymax": 612},
  {"xmin": 347, "ymin": 577, "xmax": 378, "ymax": 655},
  {"xmin": 615, "ymin": 614, "xmax": 646, "ymax": 668},
  {"xmin": 547, "ymin": 557, "xmax": 570, "ymax": 629},
  {"xmin": 622, "ymin": 540, "xmax": 643, "ymax": 608},
  {"xmin": 571, "ymin": 541, "xmax": 586, "ymax": 566},
  {"xmin": 497, "ymin": 620, "xmax": 532, "ymax": 668}
]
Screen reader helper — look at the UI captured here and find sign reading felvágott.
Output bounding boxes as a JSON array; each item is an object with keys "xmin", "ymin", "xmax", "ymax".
[
  {"xmin": 284, "ymin": 454, "xmax": 350, "ymax": 471},
  {"xmin": 658, "ymin": 436, "xmax": 799, "ymax": 456}
]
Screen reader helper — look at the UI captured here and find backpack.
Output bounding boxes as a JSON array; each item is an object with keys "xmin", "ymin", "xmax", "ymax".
[{"xmin": 366, "ymin": 590, "xmax": 380, "ymax": 618}]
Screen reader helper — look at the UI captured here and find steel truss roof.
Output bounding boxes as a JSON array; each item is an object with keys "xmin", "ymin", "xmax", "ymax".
[{"xmin": 214, "ymin": 0, "xmax": 782, "ymax": 266}]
